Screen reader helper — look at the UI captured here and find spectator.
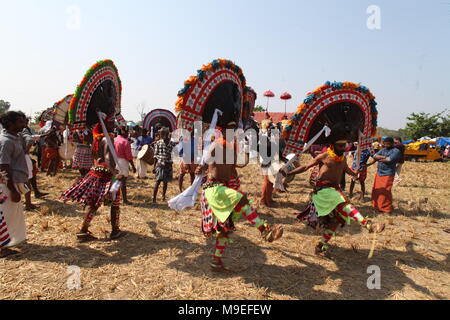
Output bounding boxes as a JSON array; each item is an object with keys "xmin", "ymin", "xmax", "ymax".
[
  {"xmin": 0, "ymin": 111, "xmax": 29, "ymax": 258},
  {"xmin": 115, "ymin": 126, "xmax": 137, "ymax": 205},
  {"xmin": 371, "ymin": 137, "xmax": 402, "ymax": 214},
  {"xmin": 136, "ymin": 129, "xmax": 153, "ymax": 179}
]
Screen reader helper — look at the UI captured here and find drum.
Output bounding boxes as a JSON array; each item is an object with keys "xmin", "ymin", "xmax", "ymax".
[
  {"xmin": 267, "ymin": 154, "xmax": 300, "ymax": 185},
  {"xmin": 137, "ymin": 145, "xmax": 155, "ymax": 165},
  {"xmin": 59, "ymin": 143, "xmax": 76, "ymax": 160}
]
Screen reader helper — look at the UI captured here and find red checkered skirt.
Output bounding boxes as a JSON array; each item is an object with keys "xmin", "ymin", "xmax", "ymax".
[
  {"xmin": 72, "ymin": 144, "xmax": 94, "ymax": 170},
  {"xmin": 61, "ymin": 166, "xmax": 119, "ymax": 208}
]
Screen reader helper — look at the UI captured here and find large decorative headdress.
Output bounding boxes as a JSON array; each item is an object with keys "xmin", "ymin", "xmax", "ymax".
[
  {"xmin": 68, "ymin": 60, "xmax": 122, "ymax": 130},
  {"xmin": 143, "ymin": 109, "xmax": 177, "ymax": 133},
  {"xmin": 39, "ymin": 108, "xmax": 55, "ymax": 128},
  {"xmin": 282, "ymin": 81, "xmax": 378, "ymax": 156},
  {"xmin": 175, "ymin": 59, "xmax": 247, "ymax": 131},
  {"xmin": 52, "ymin": 94, "xmax": 74, "ymax": 128}
]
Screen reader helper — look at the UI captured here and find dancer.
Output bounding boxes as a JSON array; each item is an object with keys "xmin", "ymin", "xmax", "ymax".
[
  {"xmin": 198, "ymin": 122, "xmax": 284, "ymax": 271},
  {"xmin": 286, "ymin": 140, "xmax": 385, "ymax": 255},
  {"xmin": 281, "ymin": 81, "xmax": 385, "ymax": 255},
  {"xmin": 61, "ymin": 117, "xmax": 125, "ymax": 242}
]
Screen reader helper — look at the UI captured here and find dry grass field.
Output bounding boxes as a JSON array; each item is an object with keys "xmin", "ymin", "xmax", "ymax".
[{"xmin": 0, "ymin": 158, "xmax": 449, "ymax": 300}]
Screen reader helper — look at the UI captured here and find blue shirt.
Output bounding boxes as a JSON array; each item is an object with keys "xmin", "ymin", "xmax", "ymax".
[
  {"xmin": 136, "ymin": 136, "xmax": 153, "ymax": 149},
  {"xmin": 352, "ymin": 149, "xmax": 371, "ymax": 171},
  {"xmin": 373, "ymin": 148, "xmax": 402, "ymax": 177}
]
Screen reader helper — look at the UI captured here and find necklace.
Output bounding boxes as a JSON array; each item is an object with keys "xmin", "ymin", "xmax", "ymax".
[{"xmin": 327, "ymin": 147, "xmax": 345, "ymax": 162}]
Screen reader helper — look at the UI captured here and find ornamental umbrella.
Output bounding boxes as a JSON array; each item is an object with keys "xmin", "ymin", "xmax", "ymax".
[
  {"xmin": 280, "ymin": 92, "xmax": 292, "ymax": 116},
  {"xmin": 264, "ymin": 90, "xmax": 275, "ymax": 112}
]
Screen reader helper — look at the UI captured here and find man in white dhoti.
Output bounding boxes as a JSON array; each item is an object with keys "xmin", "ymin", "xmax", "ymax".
[{"xmin": 0, "ymin": 111, "xmax": 29, "ymax": 258}]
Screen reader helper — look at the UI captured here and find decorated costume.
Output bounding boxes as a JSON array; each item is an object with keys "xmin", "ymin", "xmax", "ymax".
[
  {"xmin": 143, "ymin": 109, "xmax": 177, "ymax": 139},
  {"xmin": 283, "ymin": 81, "xmax": 382, "ymax": 253},
  {"xmin": 61, "ymin": 60, "xmax": 123, "ymax": 240},
  {"xmin": 175, "ymin": 59, "xmax": 283, "ymax": 270}
]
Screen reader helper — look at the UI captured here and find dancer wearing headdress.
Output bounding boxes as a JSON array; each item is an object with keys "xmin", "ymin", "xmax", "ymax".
[
  {"xmin": 61, "ymin": 117, "xmax": 124, "ymax": 241},
  {"xmin": 282, "ymin": 81, "xmax": 385, "ymax": 255},
  {"xmin": 61, "ymin": 59, "xmax": 125, "ymax": 242},
  {"xmin": 175, "ymin": 59, "xmax": 283, "ymax": 272}
]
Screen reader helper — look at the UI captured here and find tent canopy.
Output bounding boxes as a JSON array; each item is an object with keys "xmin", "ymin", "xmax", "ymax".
[{"xmin": 437, "ymin": 137, "xmax": 450, "ymax": 147}]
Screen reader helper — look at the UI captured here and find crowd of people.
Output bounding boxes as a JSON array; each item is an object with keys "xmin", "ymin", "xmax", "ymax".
[{"xmin": 0, "ymin": 110, "xmax": 408, "ymax": 270}]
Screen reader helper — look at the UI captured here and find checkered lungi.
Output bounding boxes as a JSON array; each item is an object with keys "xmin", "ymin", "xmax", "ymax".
[
  {"xmin": 61, "ymin": 165, "xmax": 120, "ymax": 208},
  {"xmin": 72, "ymin": 144, "xmax": 94, "ymax": 170}
]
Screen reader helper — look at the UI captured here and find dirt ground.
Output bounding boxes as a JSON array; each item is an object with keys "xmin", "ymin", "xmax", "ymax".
[{"xmin": 0, "ymin": 159, "xmax": 449, "ymax": 300}]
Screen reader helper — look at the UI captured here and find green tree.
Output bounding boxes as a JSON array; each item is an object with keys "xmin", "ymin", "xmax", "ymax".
[
  {"xmin": 436, "ymin": 110, "xmax": 450, "ymax": 137},
  {"xmin": 0, "ymin": 100, "xmax": 11, "ymax": 115},
  {"xmin": 403, "ymin": 110, "xmax": 449, "ymax": 140},
  {"xmin": 253, "ymin": 105, "xmax": 266, "ymax": 112}
]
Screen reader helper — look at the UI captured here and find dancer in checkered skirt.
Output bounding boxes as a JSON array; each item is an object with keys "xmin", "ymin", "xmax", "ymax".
[{"xmin": 61, "ymin": 117, "xmax": 125, "ymax": 242}]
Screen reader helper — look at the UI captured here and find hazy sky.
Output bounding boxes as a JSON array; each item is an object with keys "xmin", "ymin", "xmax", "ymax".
[{"xmin": 1, "ymin": 0, "xmax": 449, "ymax": 129}]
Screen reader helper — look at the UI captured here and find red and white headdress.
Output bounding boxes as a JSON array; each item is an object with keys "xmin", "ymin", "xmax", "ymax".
[
  {"xmin": 175, "ymin": 59, "xmax": 247, "ymax": 131},
  {"xmin": 68, "ymin": 60, "xmax": 122, "ymax": 130},
  {"xmin": 282, "ymin": 81, "xmax": 379, "ymax": 157}
]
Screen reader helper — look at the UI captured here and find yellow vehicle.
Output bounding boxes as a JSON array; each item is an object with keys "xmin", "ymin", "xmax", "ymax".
[{"xmin": 404, "ymin": 141, "xmax": 441, "ymax": 162}]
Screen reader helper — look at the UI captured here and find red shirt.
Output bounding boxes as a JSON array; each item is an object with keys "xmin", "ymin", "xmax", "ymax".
[{"xmin": 114, "ymin": 135, "xmax": 133, "ymax": 161}]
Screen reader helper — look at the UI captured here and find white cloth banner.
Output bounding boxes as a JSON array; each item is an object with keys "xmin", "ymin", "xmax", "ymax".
[
  {"xmin": 168, "ymin": 109, "xmax": 223, "ymax": 211},
  {"xmin": 274, "ymin": 126, "xmax": 331, "ymax": 191}
]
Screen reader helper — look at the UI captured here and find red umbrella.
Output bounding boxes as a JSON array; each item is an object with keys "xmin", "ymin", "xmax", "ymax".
[
  {"xmin": 264, "ymin": 91, "xmax": 275, "ymax": 112},
  {"xmin": 280, "ymin": 92, "xmax": 292, "ymax": 115}
]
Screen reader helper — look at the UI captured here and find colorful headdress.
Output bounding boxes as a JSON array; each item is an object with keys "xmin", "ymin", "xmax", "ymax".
[
  {"xmin": 68, "ymin": 60, "xmax": 122, "ymax": 131},
  {"xmin": 52, "ymin": 94, "xmax": 74, "ymax": 127},
  {"xmin": 39, "ymin": 108, "xmax": 55, "ymax": 128},
  {"xmin": 283, "ymin": 81, "xmax": 378, "ymax": 156},
  {"xmin": 175, "ymin": 59, "xmax": 247, "ymax": 131},
  {"xmin": 143, "ymin": 109, "xmax": 177, "ymax": 133}
]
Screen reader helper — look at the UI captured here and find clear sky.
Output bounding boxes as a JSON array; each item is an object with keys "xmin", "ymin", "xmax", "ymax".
[{"xmin": 1, "ymin": 0, "xmax": 449, "ymax": 129}]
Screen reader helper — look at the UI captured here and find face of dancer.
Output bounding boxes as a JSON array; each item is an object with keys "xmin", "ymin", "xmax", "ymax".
[{"xmin": 333, "ymin": 143, "xmax": 347, "ymax": 156}]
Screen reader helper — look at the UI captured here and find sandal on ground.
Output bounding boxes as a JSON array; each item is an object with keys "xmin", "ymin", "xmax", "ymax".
[{"xmin": 261, "ymin": 225, "xmax": 284, "ymax": 243}]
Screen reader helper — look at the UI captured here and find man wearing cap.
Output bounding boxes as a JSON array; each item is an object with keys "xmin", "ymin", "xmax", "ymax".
[
  {"xmin": 286, "ymin": 139, "xmax": 385, "ymax": 255},
  {"xmin": 371, "ymin": 137, "xmax": 402, "ymax": 214}
]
